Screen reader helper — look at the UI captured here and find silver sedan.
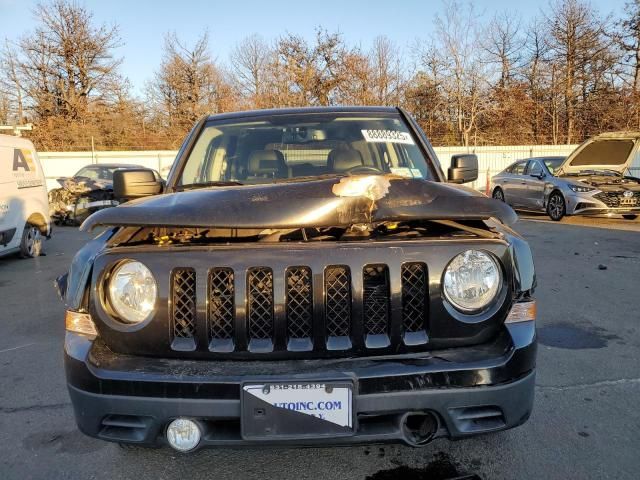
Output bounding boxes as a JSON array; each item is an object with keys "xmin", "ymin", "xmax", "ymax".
[{"xmin": 491, "ymin": 156, "xmax": 640, "ymax": 221}]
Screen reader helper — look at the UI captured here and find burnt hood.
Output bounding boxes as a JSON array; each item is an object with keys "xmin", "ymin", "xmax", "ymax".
[{"xmin": 80, "ymin": 175, "xmax": 517, "ymax": 231}]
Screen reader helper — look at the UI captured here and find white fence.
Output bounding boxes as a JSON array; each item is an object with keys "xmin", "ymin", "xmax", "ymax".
[
  {"xmin": 39, "ymin": 145, "xmax": 579, "ymax": 192},
  {"xmin": 434, "ymin": 145, "xmax": 578, "ymax": 191}
]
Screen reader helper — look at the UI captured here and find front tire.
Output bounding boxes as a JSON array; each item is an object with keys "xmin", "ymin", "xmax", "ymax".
[
  {"xmin": 622, "ymin": 214, "xmax": 637, "ymax": 220},
  {"xmin": 492, "ymin": 188, "xmax": 505, "ymax": 202},
  {"xmin": 19, "ymin": 223, "xmax": 43, "ymax": 258},
  {"xmin": 547, "ymin": 192, "xmax": 566, "ymax": 221}
]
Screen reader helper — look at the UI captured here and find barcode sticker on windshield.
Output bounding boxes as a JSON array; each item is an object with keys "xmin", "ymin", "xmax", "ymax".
[{"xmin": 361, "ymin": 129, "xmax": 415, "ymax": 145}]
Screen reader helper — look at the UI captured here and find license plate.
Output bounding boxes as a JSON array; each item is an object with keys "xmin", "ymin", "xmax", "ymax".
[
  {"xmin": 620, "ymin": 198, "xmax": 637, "ymax": 206},
  {"xmin": 241, "ymin": 382, "xmax": 353, "ymax": 440}
]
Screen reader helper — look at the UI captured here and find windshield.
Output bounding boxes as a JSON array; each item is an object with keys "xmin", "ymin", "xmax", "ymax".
[
  {"xmin": 543, "ymin": 157, "xmax": 564, "ymax": 175},
  {"xmin": 74, "ymin": 166, "xmax": 120, "ymax": 181},
  {"xmin": 178, "ymin": 113, "xmax": 435, "ymax": 188}
]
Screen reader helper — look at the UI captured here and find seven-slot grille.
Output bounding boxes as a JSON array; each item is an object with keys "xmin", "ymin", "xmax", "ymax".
[{"xmin": 169, "ymin": 263, "xmax": 430, "ymax": 355}]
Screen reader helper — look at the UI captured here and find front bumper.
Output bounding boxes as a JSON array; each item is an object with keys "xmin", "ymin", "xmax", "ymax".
[
  {"xmin": 65, "ymin": 322, "xmax": 536, "ymax": 448},
  {"xmin": 566, "ymin": 192, "xmax": 640, "ymax": 216}
]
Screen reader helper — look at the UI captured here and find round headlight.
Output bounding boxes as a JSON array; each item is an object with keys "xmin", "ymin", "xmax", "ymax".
[
  {"xmin": 443, "ymin": 250, "xmax": 501, "ymax": 313},
  {"xmin": 108, "ymin": 260, "xmax": 157, "ymax": 323}
]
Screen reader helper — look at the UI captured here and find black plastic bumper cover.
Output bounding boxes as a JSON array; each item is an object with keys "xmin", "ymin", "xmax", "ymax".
[{"xmin": 65, "ymin": 322, "xmax": 536, "ymax": 448}]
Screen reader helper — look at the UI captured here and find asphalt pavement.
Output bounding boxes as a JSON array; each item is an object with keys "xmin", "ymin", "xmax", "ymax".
[{"xmin": 0, "ymin": 217, "xmax": 639, "ymax": 479}]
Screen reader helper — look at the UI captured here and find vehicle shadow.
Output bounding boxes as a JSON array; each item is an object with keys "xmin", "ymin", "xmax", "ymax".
[{"xmin": 107, "ymin": 431, "xmax": 514, "ymax": 480}]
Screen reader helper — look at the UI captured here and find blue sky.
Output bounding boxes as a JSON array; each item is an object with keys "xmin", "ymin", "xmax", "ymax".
[{"xmin": 0, "ymin": 0, "xmax": 629, "ymax": 96}]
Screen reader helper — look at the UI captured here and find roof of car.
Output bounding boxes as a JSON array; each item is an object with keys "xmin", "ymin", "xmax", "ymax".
[
  {"xmin": 511, "ymin": 156, "xmax": 564, "ymax": 164},
  {"xmin": 588, "ymin": 131, "xmax": 640, "ymax": 140},
  {"xmin": 206, "ymin": 106, "xmax": 400, "ymax": 122},
  {"xmin": 80, "ymin": 163, "xmax": 143, "ymax": 169}
]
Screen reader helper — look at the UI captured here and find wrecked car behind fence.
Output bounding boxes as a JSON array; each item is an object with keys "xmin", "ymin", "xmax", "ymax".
[
  {"xmin": 59, "ymin": 107, "xmax": 537, "ymax": 451},
  {"xmin": 48, "ymin": 164, "xmax": 153, "ymax": 225}
]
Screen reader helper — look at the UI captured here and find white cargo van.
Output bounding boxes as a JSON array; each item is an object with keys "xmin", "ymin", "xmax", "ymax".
[{"xmin": 0, "ymin": 134, "xmax": 51, "ymax": 258}]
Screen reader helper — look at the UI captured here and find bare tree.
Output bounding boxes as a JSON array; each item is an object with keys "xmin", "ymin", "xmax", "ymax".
[
  {"xmin": 336, "ymin": 49, "xmax": 375, "ymax": 105},
  {"xmin": 483, "ymin": 12, "xmax": 524, "ymax": 88},
  {"xmin": 522, "ymin": 19, "xmax": 551, "ymax": 142},
  {"xmin": 0, "ymin": 42, "xmax": 25, "ymax": 123},
  {"xmin": 545, "ymin": 0, "xmax": 611, "ymax": 143},
  {"xmin": 276, "ymin": 29, "xmax": 353, "ymax": 106},
  {"xmin": 148, "ymin": 31, "xmax": 234, "ymax": 137},
  {"xmin": 369, "ymin": 36, "xmax": 404, "ymax": 104},
  {"xmin": 618, "ymin": 0, "xmax": 640, "ymax": 92},
  {"xmin": 0, "ymin": 93, "xmax": 10, "ymax": 124},
  {"xmin": 408, "ymin": 42, "xmax": 447, "ymax": 139},
  {"xmin": 230, "ymin": 34, "xmax": 273, "ymax": 107},
  {"xmin": 434, "ymin": 0, "xmax": 489, "ymax": 146},
  {"xmin": 19, "ymin": 0, "xmax": 123, "ymax": 120}
]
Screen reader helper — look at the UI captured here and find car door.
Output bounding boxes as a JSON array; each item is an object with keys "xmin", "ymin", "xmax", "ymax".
[
  {"xmin": 522, "ymin": 159, "xmax": 547, "ymax": 210},
  {"xmin": 502, "ymin": 160, "xmax": 528, "ymax": 206}
]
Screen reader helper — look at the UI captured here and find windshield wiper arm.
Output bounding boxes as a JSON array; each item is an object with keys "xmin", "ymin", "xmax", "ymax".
[
  {"xmin": 267, "ymin": 173, "xmax": 348, "ymax": 184},
  {"xmin": 175, "ymin": 181, "xmax": 244, "ymax": 191},
  {"xmin": 600, "ymin": 169, "xmax": 623, "ymax": 176}
]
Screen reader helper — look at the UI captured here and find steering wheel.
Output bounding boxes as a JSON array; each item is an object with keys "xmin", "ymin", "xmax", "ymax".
[{"xmin": 345, "ymin": 165, "xmax": 384, "ymax": 175}]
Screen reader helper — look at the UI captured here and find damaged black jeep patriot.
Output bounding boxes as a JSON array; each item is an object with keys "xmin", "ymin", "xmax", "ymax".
[{"xmin": 59, "ymin": 107, "xmax": 536, "ymax": 451}]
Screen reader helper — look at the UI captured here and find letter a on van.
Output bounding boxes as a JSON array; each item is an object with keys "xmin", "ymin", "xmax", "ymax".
[{"xmin": 0, "ymin": 134, "xmax": 51, "ymax": 258}]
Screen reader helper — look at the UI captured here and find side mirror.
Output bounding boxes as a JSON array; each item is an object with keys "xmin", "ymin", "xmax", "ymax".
[
  {"xmin": 448, "ymin": 154, "xmax": 478, "ymax": 184},
  {"xmin": 113, "ymin": 168, "xmax": 163, "ymax": 201}
]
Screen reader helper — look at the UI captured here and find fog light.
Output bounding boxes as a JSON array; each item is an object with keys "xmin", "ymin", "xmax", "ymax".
[{"xmin": 166, "ymin": 418, "xmax": 201, "ymax": 452}]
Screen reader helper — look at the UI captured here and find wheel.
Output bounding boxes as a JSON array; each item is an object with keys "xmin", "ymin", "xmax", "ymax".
[
  {"xmin": 622, "ymin": 214, "xmax": 637, "ymax": 220},
  {"xmin": 492, "ymin": 188, "xmax": 505, "ymax": 202},
  {"xmin": 19, "ymin": 223, "xmax": 43, "ymax": 258},
  {"xmin": 546, "ymin": 191, "xmax": 566, "ymax": 221}
]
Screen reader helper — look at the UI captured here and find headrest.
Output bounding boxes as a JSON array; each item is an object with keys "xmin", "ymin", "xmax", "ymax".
[
  {"xmin": 247, "ymin": 150, "xmax": 285, "ymax": 175},
  {"xmin": 328, "ymin": 147, "xmax": 363, "ymax": 173}
]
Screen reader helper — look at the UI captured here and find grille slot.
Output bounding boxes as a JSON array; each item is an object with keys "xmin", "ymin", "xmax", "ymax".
[
  {"xmin": 401, "ymin": 263, "xmax": 428, "ymax": 332},
  {"xmin": 208, "ymin": 268, "xmax": 235, "ymax": 352},
  {"xmin": 363, "ymin": 265, "xmax": 390, "ymax": 335},
  {"xmin": 324, "ymin": 266, "xmax": 352, "ymax": 349},
  {"xmin": 247, "ymin": 268, "xmax": 274, "ymax": 351},
  {"xmin": 171, "ymin": 268, "xmax": 197, "ymax": 340},
  {"xmin": 286, "ymin": 267, "xmax": 313, "ymax": 339}
]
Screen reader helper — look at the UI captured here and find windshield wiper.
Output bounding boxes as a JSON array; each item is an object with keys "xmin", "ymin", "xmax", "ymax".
[
  {"xmin": 175, "ymin": 180, "xmax": 244, "ymax": 191},
  {"xmin": 600, "ymin": 169, "xmax": 624, "ymax": 176},
  {"xmin": 579, "ymin": 169, "xmax": 621, "ymax": 177},
  {"xmin": 267, "ymin": 173, "xmax": 348, "ymax": 184}
]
